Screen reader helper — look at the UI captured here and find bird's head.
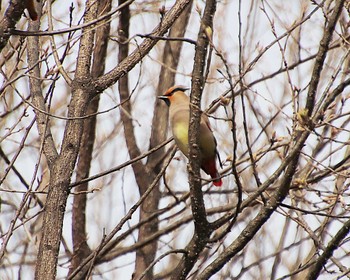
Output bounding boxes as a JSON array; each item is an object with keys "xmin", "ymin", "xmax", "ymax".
[{"xmin": 158, "ymin": 85, "xmax": 189, "ymax": 107}]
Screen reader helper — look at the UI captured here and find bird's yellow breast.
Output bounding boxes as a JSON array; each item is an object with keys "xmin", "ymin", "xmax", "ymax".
[{"xmin": 173, "ymin": 122, "xmax": 189, "ymax": 155}]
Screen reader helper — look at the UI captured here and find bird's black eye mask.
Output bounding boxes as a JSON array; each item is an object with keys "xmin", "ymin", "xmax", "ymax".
[{"xmin": 158, "ymin": 96, "xmax": 170, "ymax": 106}]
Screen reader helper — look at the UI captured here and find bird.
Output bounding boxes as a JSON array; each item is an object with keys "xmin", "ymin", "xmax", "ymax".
[{"xmin": 159, "ymin": 85, "xmax": 222, "ymax": 187}]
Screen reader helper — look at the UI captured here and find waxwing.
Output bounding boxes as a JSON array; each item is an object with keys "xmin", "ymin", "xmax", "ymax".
[{"xmin": 159, "ymin": 86, "xmax": 222, "ymax": 186}]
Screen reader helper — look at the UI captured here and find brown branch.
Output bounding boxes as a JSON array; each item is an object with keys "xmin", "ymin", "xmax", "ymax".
[
  {"xmin": 69, "ymin": 0, "xmax": 112, "ymax": 276},
  {"xmin": 101, "ymin": 201, "xmax": 237, "ymax": 263},
  {"xmin": 118, "ymin": 1, "xmax": 145, "ymax": 186},
  {"xmin": 69, "ymin": 138, "xmax": 173, "ymax": 189},
  {"xmin": 0, "ymin": 0, "xmax": 26, "ymax": 52},
  {"xmin": 136, "ymin": 250, "xmax": 188, "ymax": 280},
  {"xmin": 306, "ymin": 217, "xmax": 350, "ymax": 279},
  {"xmin": 205, "ymin": 4, "xmax": 323, "ymax": 113},
  {"xmin": 172, "ymin": 1, "xmax": 217, "ymax": 279},
  {"xmin": 136, "ymin": 34, "xmax": 197, "ymax": 45},
  {"xmin": 116, "ymin": 1, "xmax": 158, "ymax": 279},
  {"xmin": 196, "ymin": 1, "xmax": 346, "ymax": 278},
  {"xmin": 133, "ymin": 2, "xmax": 194, "ymax": 279},
  {"xmin": 8, "ymin": 0, "xmax": 135, "ymax": 37},
  {"xmin": 147, "ymin": 1, "xmax": 193, "ymax": 171},
  {"xmin": 197, "ymin": 146, "xmax": 301, "ymax": 279},
  {"xmin": 93, "ymin": 0, "xmax": 192, "ymax": 93},
  {"xmin": 67, "ymin": 148, "xmax": 175, "ymax": 280},
  {"xmin": 0, "ymin": 117, "xmax": 36, "ymax": 187},
  {"xmin": 0, "ymin": 145, "xmax": 30, "ymax": 190},
  {"xmin": 34, "ymin": 0, "xmax": 99, "ymax": 279},
  {"xmin": 209, "ymin": 79, "xmax": 350, "ymax": 233},
  {"xmin": 26, "ymin": 16, "xmax": 58, "ymax": 168},
  {"xmin": 305, "ymin": 0, "xmax": 346, "ymax": 118}
]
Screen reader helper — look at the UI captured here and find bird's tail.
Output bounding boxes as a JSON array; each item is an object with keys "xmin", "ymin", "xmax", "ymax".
[
  {"xmin": 212, "ymin": 172, "xmax": 222, "ymax": 187},
  {"xmin": 202, "ymin": 160, "xmax": 222, "ymax": 187}
]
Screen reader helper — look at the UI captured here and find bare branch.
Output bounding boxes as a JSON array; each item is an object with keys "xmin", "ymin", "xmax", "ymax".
[{"xmin": 93, "ymin": 0, "xmax": 192, "ymax": 93}]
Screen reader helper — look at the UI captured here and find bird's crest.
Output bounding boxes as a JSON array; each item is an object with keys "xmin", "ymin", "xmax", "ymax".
[{"xmin": 164, "ymin": 85, "xmax": 189, "ymax": 97}]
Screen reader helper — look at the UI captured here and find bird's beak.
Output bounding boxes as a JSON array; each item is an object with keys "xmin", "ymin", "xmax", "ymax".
[{"xmin": 158, "ymin": 95, "xmax": 170, "ymax": 106}]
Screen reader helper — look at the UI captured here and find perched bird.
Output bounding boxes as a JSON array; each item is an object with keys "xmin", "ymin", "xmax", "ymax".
[{"xmin": 159, "ymin": 85, "xmax": 222, "ymax": 187}]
